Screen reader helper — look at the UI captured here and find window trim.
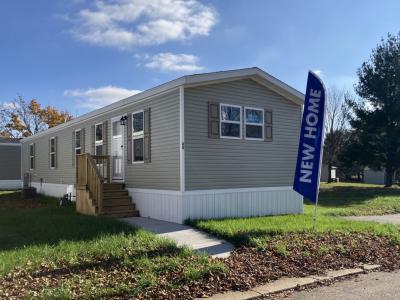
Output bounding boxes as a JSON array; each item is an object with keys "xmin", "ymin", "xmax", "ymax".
[
  {"xmin": 132, "ymin": 110, "xmax": 144, "ymax": 163},
  {"xmin": 94, "ymin": 122, "xmax": 103, "ymax": 155},
  {"xmin": 29, "ymin": 143, "xmax": 34, "ymax": 170},
  {"xmin": 75, "ymin": 129, "xmax": 82, "ymax": 155},
  {"xmin": 244, "ymin": 106, "xmax": 264, "ymax": 141},
  {"xmin": 220, "ymin": 103, "xmax": 242, "ymax": 140},
  {"xmin": 49, "ymin": 136, "xmax": 56, "ymax": 169}
]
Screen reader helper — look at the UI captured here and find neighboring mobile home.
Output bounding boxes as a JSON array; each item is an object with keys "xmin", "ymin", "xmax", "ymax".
[
  {"xmin": 21, "ymin": 67, "xmax": 304, "ymax": 223},
  {"xmin": 364, "ymin": 168, "xmax": 397, "ymax": 185},
  {"xmin": 0, "ymin": 137, "xmax": 21, "ymax": 189},
  {"xmin": 320, "ymin": 164, "xmax": 337, "ymax": 182}
]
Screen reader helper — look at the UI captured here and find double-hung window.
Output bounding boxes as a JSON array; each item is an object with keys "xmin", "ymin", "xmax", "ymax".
[
  {"xmin": 220, "ymin": 104, "xmax": 242, "ymax": 139},
  {"xmin": 29, "ymin": 143, "xmax": 34, "ymax": 170},
  {"xmin": 132, "ymin": 111, "xmax": 144, "ymax": 162},
  {"xmin": 75, "ymin": 129, "xmax": 82, "ymax": 155},
  {"xmin": 244, "ymin": 107, "xmax": 264, "ymax": 140},
  {"xmin": 50, "ymin": 137, "xmax": 56, "ymax": 168},
  {"xmin": 95, "ymin": 123, "xmax": 103, "ymax": 155}
]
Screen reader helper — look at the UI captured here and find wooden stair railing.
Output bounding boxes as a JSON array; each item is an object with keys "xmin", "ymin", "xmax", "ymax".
[{"xmin": 76, "ymin": 154, "xmax": 110, "ymax": 215}]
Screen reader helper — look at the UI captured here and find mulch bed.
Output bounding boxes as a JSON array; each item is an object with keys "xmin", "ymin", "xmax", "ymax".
[{"xmin": 1, "ymin": 233, "xmax": 400, "ymax": 299}]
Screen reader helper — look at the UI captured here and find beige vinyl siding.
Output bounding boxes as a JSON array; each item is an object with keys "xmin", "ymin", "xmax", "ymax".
[
  {"xmin": 21, "ymin": 88, "xmax": 180, "ymax": 190},
  {"xmin": 184, "ymin": 79, "xmax": 301, "ymax": 190},
  {"xmin": 0, "ymin": 145, "xmax": 21, "ymax": 180}
]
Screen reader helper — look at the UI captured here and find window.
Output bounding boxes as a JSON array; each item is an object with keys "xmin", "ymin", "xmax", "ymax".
[
  {"xmin": 132, "ymin": 111, "xmax": 144, "ymax": 162},
  {"xmin": 95, "ymin": 123, "xmax": 103, "ymax": 155},
  {"xmin": 29, "ymin": 143, "xmax": 34, "ymax": 169},
  {"xmin": 244, "ymin": 107, "xmax": 264, "ymax": 140},
  {"xmin": 75, "ymin": 129, "xmax": 82, "ymax": 155},
  {"xmin": 50, "ymin": 137, "xmax": 56, "ymax": 168},
  {"xmin": 220, "ymin": 104, "xmax": 242, "ymax": 139}
]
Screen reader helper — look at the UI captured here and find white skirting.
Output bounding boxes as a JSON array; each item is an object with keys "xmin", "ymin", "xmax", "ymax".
[
  {"xmin": 31, "ymin": 182, "xmax": 75, "ymax": 198},
  {"xmin": 0, "ymin": 180, "xmax": 22, "ymax": 190},
  {"xmin": 128, "ymin": 187, "xmax": 303, "ymax": 224}
]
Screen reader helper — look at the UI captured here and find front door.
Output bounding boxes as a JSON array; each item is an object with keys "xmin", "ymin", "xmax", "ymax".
[{"xmin": 111, "ymin": 116, "xmax": 124, "ymax": 181}]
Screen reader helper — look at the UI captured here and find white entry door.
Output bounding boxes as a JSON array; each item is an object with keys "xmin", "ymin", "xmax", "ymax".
[{"xmin": 111, "ymin": 116, "xmax": 124, "ymax": 181}]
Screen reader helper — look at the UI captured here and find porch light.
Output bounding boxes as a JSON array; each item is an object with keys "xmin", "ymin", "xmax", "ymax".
[{"xmin": 120, "ymin": 115, "xmax": 128, "ymax": 126}]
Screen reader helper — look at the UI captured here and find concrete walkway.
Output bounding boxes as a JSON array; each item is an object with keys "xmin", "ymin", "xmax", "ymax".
[
  {"xmin": 121, "ymin": 217, "xmax": 234, "ymax": 258},
  {"xmin": 342, "ymin": 213, "xmax": 400, "ymax": 225}
]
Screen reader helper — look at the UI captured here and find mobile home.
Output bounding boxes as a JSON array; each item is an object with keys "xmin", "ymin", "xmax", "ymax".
[
  {"xmin": 0, "ymin": 137, "xmax": 21, "ymax": 189},
  {"xmin": 21, "ymin": 67, "xmax": 304, "ymax": 223}
]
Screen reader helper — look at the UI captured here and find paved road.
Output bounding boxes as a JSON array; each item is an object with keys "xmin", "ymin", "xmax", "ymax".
[
  {"xmin": 283, "ymin": 271, "xmax": 400, "ymax": 300},
  {"xmin": 342, "ymin": 214, "xmax": 400, "ymax": 225}
]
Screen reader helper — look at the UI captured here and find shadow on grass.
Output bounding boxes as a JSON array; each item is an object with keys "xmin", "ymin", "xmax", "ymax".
[
  {"xmin": 317, "ymin": 185, "xmax": 400, "ymax": 208},
  {"xmin": 0, "ymin": 191, "xmax": 137, "ymax": 251}
]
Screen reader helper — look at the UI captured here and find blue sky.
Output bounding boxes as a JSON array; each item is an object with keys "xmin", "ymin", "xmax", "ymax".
[{"xmin": 1, "ymin": 0, "xmax": 400, "ymax": 116}]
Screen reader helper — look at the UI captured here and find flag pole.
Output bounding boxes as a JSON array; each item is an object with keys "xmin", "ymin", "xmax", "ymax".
[
  {"xmin": 313, "ymin": 77, "xmax": 326, "ymax": 232},
  {"xmin": 312, "ymin": 195, "xmax": 318, "ymax": 231}
]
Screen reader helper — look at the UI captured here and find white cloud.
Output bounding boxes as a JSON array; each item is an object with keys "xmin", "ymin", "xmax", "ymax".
[
  {"xmin": 143, "ymin": 52, "xmax": 204, "ymax": 72},
  {"xmin": 64, "ymin": 86, "xmax": 141, "ymax": 110},
  {"xmin": 313, "ymin": 69, "xmax": 323, "ymax": 77},
  {"xmin": 0, "ymin": 101, "xmax": 18, "ymax": 110},
  {"xmin": 70, "ymin": 0, "xmax": 218, "ymax": 50}
]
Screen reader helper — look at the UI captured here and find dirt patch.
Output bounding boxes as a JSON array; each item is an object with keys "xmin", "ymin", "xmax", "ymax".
[
  {"xmin": 1, "ymin": 233, "xmax": 399, "ymax": 299},
  {"xmin": 0, "ymin": 192, "xmax": 51, "ymax": 210}
]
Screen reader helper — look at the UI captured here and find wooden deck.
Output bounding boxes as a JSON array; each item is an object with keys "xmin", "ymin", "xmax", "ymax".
[{"xmin": 75, "ymin": 154, "xmax": 139, "ymax": 217}]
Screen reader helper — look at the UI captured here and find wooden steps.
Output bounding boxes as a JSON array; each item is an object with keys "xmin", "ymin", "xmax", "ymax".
[{"xmin": 101, "ymin": 183, "xmax": 139, "ymax": 218}]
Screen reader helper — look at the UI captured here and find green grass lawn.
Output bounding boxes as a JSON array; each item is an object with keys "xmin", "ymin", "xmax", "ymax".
[
  {"xmin": 190, "ymin": 183, "xmax": 400, "ymax": 247},
  {"xmin": 318, "ymin": 182, "xmax": 400, "ymax": 216},
  {"xmin": 0, "ymin": 191, "xmax": 224, "ymax": 299}
]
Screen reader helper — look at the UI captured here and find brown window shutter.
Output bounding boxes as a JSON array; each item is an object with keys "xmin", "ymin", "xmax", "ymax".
[
  {"xmin": 33, "ymin": 143, "xmax": 36, "ymax": 169},
  {"xmin": 49, "ymin": 138, "xmax": 51, "ymax": 169},
  {"xmin": 91, "ymin": 125, "xmax": 95, "ymax": 154},
  {"xmin": 55, "ymin": 136, "xmax": 58, "ymax": 168},
  {"xmin": 208, "ymin": 102, "xmax": 220, "ymax": 138},
  {"xmin": 82, "ymin": 128, "xmax": 86, "ymax": 153},
  {"xmin": 72, "ymin": 131, "xmax": 76, "ymax": 167},
  {"xmin": 144, "ymin": 108, "xmax": 151, "ymax": 163},
  {"xmin": 127, "ymin": 114, "xmax": 132, "ymax": 164},
  {"xmin": 103, "ymin": 120, "xmax": 108, "ymax": 155},
  {"xmin": 265, "ymin": 110, "xmax": 273, "ymax": 141}
]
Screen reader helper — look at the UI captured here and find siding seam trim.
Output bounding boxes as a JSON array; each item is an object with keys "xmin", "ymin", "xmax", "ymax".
[
  {"xmin": 179, "ymin": 86, "xmax": 185, "ymax": 192},
  {"xmin": 129, "ymin": 186, "xmax": 297, "ymax": 196}
]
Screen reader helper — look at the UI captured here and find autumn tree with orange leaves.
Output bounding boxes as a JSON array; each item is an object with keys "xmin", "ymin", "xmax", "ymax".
[{"xmin": 0, "ymin": 96, "xmax": 73, "ymax": 137}]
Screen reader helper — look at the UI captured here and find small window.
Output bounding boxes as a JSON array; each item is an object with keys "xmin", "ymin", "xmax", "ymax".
[
  {"xmin": 50, "ymin": 137, "xmax": 56, "ymax": 168},
  {"xmin": 95, "ymin": 123, "xmax": 103, "ymax": 155},
  {"xmin": 245, "ymin": 107, "xmax": 264, "ymax": 140},
  {"xmin": 220, "ymin": 104, "xmax": 242, "ymax": 139},
  {"xmin": 75, "ymin": 130, "xmax": 82, "ymax": 155},
  {"xmin": 29, "ymin": 144, "xmax": 34, "ymax": 169},
  {"xmin": 132, "ymin": 111, "xmax": 144, "ymax": 162},
  {"xmin": 112, "ymin": 120, "xmax": 122, "ymax": 137}
]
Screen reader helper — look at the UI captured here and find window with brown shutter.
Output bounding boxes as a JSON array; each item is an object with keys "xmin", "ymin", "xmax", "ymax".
[
  {"xmin": 102, "ymin": 120, "xmax": 108, "ymax": 155},
  {"xmin": 29, "ymin": 143, "xmax": 35, "ymax": 170},
  {"xmin": 127, "ymin": 114, "xmax": 132, "ymax": 164},
  {"xmin": 208, "ymin": 102, "xmax": 220, "ymax": 138},
  {"xmin": 144, "ymin": 108, "xmax": 151, "ymax": 163},
  {"xmin": 265, "ymin": 109, "xmax": 273, "ymax": 141}
]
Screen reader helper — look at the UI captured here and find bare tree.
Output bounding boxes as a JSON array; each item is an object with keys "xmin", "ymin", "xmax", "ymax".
[{"xmin": 323, "ymin": 86, "xmax": 349, "ymax": 182}]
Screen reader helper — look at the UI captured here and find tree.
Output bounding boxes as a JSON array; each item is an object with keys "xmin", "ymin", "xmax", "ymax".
[
  {"xmin": 0, "ymin": 96, "xmax": 73, "ymax": 138},
  {"xmin": 323, "ymin": 87, "xmax": 349, "ymax": 182},
  {"xmin": 347, "ymin": 33, "xmax": 400, "ymax": 186}
]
